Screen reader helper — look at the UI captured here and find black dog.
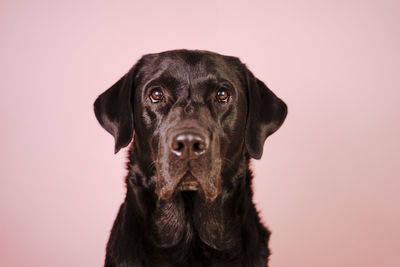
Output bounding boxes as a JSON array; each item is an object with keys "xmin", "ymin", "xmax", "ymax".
[{"xmin": 94, "ymin": 49, "xmax": 287, "ymax": 266}]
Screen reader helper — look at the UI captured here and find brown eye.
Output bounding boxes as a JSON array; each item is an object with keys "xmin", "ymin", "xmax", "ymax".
[
  {"xmin": 216, "ymin": 88, "xmax": 230, "ymax": 103},
  {"xmin": 150, "ymin": 88, "xmax": 164, "ymax": 103}
]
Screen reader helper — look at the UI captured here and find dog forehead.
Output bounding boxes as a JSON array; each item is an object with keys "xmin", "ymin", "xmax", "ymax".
[{"xmin": 138, "ymin": 50, "xmax": 241, "ymax": 85}]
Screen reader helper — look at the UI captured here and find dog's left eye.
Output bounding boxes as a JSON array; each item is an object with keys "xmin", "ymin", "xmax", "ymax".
[
  {"xmin": 149, "ymin": 88, "xmax": 164, "ymax": 103},
  {"xmin": 216, "ymin": 88, "xmax": 230, "ymax": 103}
]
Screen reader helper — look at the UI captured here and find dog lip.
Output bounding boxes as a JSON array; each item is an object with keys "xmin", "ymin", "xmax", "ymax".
[{"xmin": 177, "ymin": 173, "xmax": 200, "ymax": 191}]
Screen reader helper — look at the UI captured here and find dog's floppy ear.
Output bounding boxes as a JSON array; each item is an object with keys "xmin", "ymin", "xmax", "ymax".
[
  {"xmin": 94, "ymin": 66, "xmax": 136, "ymax": 154},
  {"xmin": 244, "ymin": 68, "xmax": 287, "ymax": 159}
]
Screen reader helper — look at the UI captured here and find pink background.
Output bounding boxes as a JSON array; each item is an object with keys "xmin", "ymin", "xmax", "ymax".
[{"xmin": 1, "ymin": 0, "xmax": 399, "ymax": 266}]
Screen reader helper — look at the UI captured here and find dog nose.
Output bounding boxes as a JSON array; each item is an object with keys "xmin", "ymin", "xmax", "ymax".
[{"xmin": 171, "ymin": 132, "xmax": 208, "ymax": 158}]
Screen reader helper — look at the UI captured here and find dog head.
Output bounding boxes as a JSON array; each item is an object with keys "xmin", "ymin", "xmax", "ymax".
[{"xmin": 94, "ymin": 50, "xmax": 287, "ymax": 200}]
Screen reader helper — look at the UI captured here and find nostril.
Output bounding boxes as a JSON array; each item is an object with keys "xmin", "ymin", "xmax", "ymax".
[
  {"xmin": 193, "ymin": 141, "xmax": 206, "ymax": 153},
  {"xmin": 172, "ymin": 141, "xmax": 184, "ymax": 152}
]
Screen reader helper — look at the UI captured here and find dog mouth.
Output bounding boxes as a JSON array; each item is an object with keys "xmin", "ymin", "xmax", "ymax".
[
  {"xmin": 176, "ymin": 173, "xmax": 200, "ymax": 191},
  {"xmin": 155, "ymin": 154, "xmax": 222, "ymax": 200}
]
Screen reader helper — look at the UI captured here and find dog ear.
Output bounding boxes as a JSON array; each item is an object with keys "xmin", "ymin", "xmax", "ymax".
[
  {"xmin": 94, "ymin": 67, "xmax": 135, "ymax": 154},
  {"xmin": 244, "ymin": 69, "xmax": 287, "ymax": 159}
]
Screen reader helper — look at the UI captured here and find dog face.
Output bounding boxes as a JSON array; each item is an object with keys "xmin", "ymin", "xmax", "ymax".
[{"xmin": 94, "ymin": 50, "xmax": 287, "ymax": 201}]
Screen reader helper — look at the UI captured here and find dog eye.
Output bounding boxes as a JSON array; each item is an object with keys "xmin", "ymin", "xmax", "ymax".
[
  {"xmin": 149, "ymin": 88, "xmax": 164, "ymax": 103},
  {"xmin": 216, "ymin": 88, "xmax": 230, "ymax": 103}
]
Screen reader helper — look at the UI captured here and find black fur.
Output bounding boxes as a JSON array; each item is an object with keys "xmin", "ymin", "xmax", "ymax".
[{"xmin": 94, "ymin": 50, "xmax": 287, "ymax": 266}]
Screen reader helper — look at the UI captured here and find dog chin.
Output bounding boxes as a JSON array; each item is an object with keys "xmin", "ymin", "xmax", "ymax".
[{"xmin": 177, "ymin": 173, "xmax": 200, "ymax": 191}]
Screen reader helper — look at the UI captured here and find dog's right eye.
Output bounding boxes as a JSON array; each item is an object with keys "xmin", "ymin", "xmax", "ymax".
[
  {"xmin": 149, "ymin": 88, "xmax": 164, "ymax": 103},
  {"xmin": 216, "ymin": 87, "xmax": 230, "ymax": 103}
]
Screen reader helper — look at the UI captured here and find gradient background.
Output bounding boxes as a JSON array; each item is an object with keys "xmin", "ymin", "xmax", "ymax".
[{"xmin": 1, "ymin": 0, "xmax": 399, "ymax": 266}]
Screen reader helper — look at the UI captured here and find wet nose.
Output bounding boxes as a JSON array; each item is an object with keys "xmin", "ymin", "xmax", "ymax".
[{"xmin": 171, "ymin": 132, "xmax": 208, "ymax": 159}]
